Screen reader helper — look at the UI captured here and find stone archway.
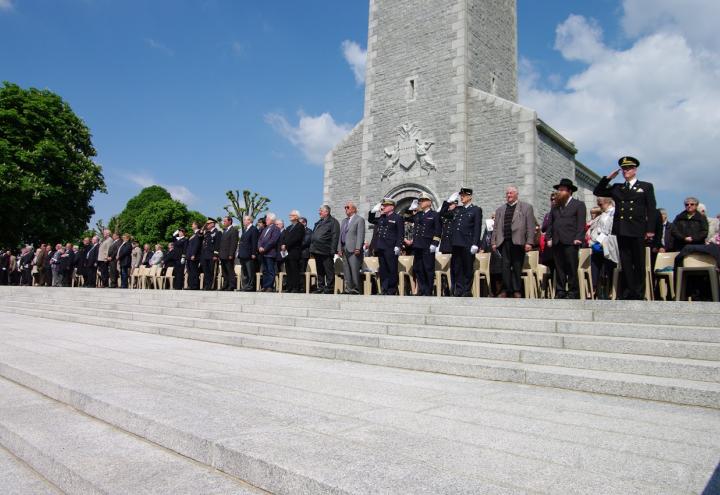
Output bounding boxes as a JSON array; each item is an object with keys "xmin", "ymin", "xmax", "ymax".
[{"xmin": 384, "ymin": 183, "xmax": 440, "ymax": 216}]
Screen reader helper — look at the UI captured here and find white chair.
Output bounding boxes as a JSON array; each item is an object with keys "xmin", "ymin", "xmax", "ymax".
[
  {"xmin": 333, "ymin": 257, "xmax": 345, "ymax": 294},
  {"xmin": 397, "ymin": 255, "xmax": 415, "ymax": 296},
  {"xmin": 654, "ymin": 252, "xmax": 678, "ymax": 301},
  {"xmin": 434, "ymin": 253, "xmax": 452, "ymax": 297},
  {"xmin": 472, "ymin": 253, "xmax": 491, "ymax": 297},
  {"xmin": 362, "ymin": 257, "xmax": 381, "ymax": 295},
  {"xmin": 305, "ymin": 258, "xmax": 318, "ymax": 294},
  {"xmin": 577, "ymin": 248, "xmax": 593, "ymax": 300},
  {"xmin": 676, "ymin": 253, "xmax": 719, "ymax": 302}
]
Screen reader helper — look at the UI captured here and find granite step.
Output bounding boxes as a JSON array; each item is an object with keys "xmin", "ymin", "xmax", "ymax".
[
  {"xmin": 0, "ymin": 376, "xmax": 265, "ymax": 494},
  {"xmin": 7, "ymin": 294, "xmax": 720, "ymax": 351},
  {"xmin": 2, "ymin": 304, "xmax": 720, "ymax": 408},
  {"xmin": 0, "ymin": 444, "xmax": 62, "ymax": 495},
  {"xmin": 5, "ymin": 300, "xmax": 720, "ymax": 382},
  {"xmin": 6, "ymin": 285, "xmax": 720, "ymax": 324},
  {"xmin": 0, "ymin": 330, "xmax": 715, "ymax": 494}
]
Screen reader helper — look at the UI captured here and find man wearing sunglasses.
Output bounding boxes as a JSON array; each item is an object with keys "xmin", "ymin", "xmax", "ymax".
[
  {"xmin": 670, "ymin": 197, "xmax": 708, "ymax": 251},
  {"xmin": 594, "ymin": 156, "xmax": 657, "ymax": 300}
]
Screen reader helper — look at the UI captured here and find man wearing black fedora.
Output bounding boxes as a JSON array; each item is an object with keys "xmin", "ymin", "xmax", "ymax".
[
  {"xmin": 546, "ymin": 178, "xmax": 586, "ymax": 299},
  {"xmin": 594, "ymin": 156, "xmax": 657, "ymax": 300}
]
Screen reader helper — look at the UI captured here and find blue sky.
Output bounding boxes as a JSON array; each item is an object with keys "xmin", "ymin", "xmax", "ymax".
[{"xmin": 1, "ymin": 0, "xmax": 718, "ymax": 227}]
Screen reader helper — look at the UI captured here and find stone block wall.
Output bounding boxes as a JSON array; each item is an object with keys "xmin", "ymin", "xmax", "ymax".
[{"xmin": 324, "ymin": 122, "xmax": 364, "ymax": 215}]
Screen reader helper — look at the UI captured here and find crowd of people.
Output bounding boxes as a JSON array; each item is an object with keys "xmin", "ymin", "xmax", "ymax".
[{"xmin": 2, "ymin": 156, "xmax": 719, "ymax": 300}]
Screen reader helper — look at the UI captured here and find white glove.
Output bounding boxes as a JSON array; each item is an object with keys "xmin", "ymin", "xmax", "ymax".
[
  {"xmin": 393, "ymin": 246, "xmax": 400, "ymax": 256},
  {"xmin": 447, "ymin": 192, "xmax": 459, "ymax": 203},
  {"xmin": 172, "ymin": 230, "xmax": 179, "ymax": 237},
  {"xmin": 470, "ymin": 245, "xmax": 479, "ymax": 254},
  {"xmin": 371, "ymin": 203, "xmax": 382, "ymax": 214},
  {"xmin": 409, "ymin": 199, "xmax": 419, "ymax": 211},
  {"xmin": 429, "ymin": 245, "xmax": 437, "ymax": 253}
]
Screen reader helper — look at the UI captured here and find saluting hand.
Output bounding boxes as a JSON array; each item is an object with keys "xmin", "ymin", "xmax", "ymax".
[{"xmin": 608, "ymin": 168, "xmax": 621, "ymax": 180}]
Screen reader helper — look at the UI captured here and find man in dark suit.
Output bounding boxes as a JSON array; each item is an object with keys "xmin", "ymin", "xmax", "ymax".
[
  {"xmin": 218, "ymin": 216, "xmax": 240, "ymax": 291},
  {"xmin": 282, "ymin": 210, "xmax": 306, "ymax": 293},
  {"xmin": 200, "ymin": 218, "xmax": 222, "ymax": 290},
  {"xmin": 172, "ymin": 229, "xmax": 188, "ymax": 290},
  {"xmin": 440, "ymin": 187, "xmax": 482, "ymax": 297},
  {"xmin": 117, "ymin": 234, "xmax": 133, "ymax": 289},
  {"xmin": 107, "ymin": 233, "xmax": 121, "ymax": 288},
  {"xmin": 237, "ymin": 216, "xmax": 259, "ymax": 291},
  {"xmin": 368, "ymin": 199, "xmax": 405, "ymax": 295},
  {"xmin": 257, "ymin": 212, "xmax": 281, "ymax": 292},
  {"xmin": 407, "ymin": 194, "xmax": 441, "ymax": 296},
  {"xmin": 594, "ymin": 156, "xmax": 657, "ymax": 300},
  {"xmin": 310, "ymin": 206, "xmax": 341, "ymax": 294},
  {"xmin": 84, "ymin": 237, "xmax": 99, "ymax": 287},
  {"xmin": 546, "ymin": 178, "xmax": 587, "ymax": 299},
  {"xmin": 185, "ymin": 223, "xmax": 202, "ymax": 290}
]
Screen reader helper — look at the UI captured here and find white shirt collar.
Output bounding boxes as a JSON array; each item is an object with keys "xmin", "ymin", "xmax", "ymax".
[
  {"xmin": 627, "ymin": 178, "xmax": 638, "ymax": 187},
  {"xmin": 564, "ymin": 196, "xmax": 573, "ymax": 207}
]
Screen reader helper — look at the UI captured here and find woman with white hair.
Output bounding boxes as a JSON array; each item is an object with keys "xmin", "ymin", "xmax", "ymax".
[{"xmin": 698, "ymin": 203, "xmax": 719, "ymax": 244}]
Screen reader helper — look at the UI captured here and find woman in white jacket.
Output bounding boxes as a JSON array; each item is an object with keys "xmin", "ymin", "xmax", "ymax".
[{"xmin": 589, "ymin": 197, "xmax": 616, "ymax": 298}]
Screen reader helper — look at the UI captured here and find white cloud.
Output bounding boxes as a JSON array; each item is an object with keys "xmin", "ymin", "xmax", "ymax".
[
  {"xmin": 144, "ymin": 38, "xmax": 174, "ymax": 56},
  {"xmin": 265, "ymin": 112, "xmax": 353, "ymax": 166},
  {"xmin": 341, "ymin": 40, "xmax": 367, "ymax": 85},
  {"xmin": 124, "ymin": 172, "xmax": 197, "ymax": 204},
  {"xmin": 0, "ymin": 0, "xmax": 13, "ymax": 11},
  {"xmin": 520, "ymin": 2, "xmax": 720, "ymax": 200}
]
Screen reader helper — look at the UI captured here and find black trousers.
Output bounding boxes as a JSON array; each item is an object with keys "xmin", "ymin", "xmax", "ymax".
[
  {"xmin": 85, "ymin": 264, "xmax": 97, "ymax": 288},
  {"xmin": 239, "ymin": 258, "xmax": 256, "ymax": 290},
  {"xmin": 314, "ymin": 254, "xmax": 334, "ymax": 291},
  {"xmin": 285, "ymin": 256, "xmax": 302, "ymax": 292},
  {"xmin": 412, "ymin": 247, "xmax": 434, "ymax": 296},
  {"xmin": 20, "ymin": 268, "xmax": 32, "ymax": 286},
  {"xmin": 500, "ymin": 242, "xmax": 525, "ymax": 294},
  {"xmin": 553, "ymin": 244, "xmax": 579, "ymax": 298},
  {"xmin": 201, "ymin": 259, "xmax": 217, "ymax": 290},
  {"xmin": 108, "ymin": 261, "xmax": 118, "ymax": 288},
  {"xmin": 97, "ymin": 261, "xmax": 108, "ymax": 287},
  {"xmin": 377, "ymin": 249, "xmax": 399, "ymax": 295},
  {"xmin": 617, "ymin": 235, "xmax": 646, "ymax": 300},
  {"xmin": 186, "ymin": 259, "xmax": 200, "ymax": 289},
  {"xmin": 173, "ymin": 263, "xmax": 185, "ymax": 290},
  {"xmin": 451, "ymin": 245, "xmax": 473, "ymax": 296},
  {"xmin": 221, "ymin": 258, "xmax": 236, "ymax": 290}
]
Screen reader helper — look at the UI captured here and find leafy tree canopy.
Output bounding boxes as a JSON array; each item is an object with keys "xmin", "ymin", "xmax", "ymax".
[
  {"xmin": 111, "ymin": 186, "xmax": 204, "ymax": 245},
  {"xmin": 0, "ymin": 81, "xmax": 106, "ymax": 247}
]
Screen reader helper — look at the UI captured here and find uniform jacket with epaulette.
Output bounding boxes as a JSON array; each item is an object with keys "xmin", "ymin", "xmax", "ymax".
[
  {"xmin": 594, "ymin": 177, "xmax": 656, "ymax": 238},
  {"xmin": 200, "ymin": 228, "xmax": 221, "ymax": 260},
  {"xmin": 368, "ymin": 211, "xmax": 404, "ymax": 251},
  {"xmin": 439, "ymin": 202, "xmax": 483, "ymax": 248},
  {"xmin": 411, "ymin": 209, "xmax": 441, "ymax": 249}
]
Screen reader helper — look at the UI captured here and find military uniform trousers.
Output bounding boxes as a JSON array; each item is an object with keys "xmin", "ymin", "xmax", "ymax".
[
  {"xmin": 377, "ymin": 249, "xmax": 399, "ymax": 295},
  {"xmin": 201, "ymin": 258, "xmax": 217, "ymax": 290},
  {"xmin": 173, "ymin": 262, "xmax": 185, "ymax": 290},
  {"xmin": 617, "ymin": 235, "xmax": 646, "ymax": 300},
  {"xmin": 451, "ymin": 246, "xmax": 473, "ymax": 296},
  {"xmin": 412, "ymin": 247, "xmax": 435, "ymax": 296}
]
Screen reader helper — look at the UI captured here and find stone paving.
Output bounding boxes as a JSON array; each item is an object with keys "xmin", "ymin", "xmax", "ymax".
[{"xmin": 0, "ymin": 313, "xmax": 718, "ymax": 494}]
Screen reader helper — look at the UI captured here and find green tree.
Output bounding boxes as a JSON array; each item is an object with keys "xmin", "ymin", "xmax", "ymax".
[
  {"xmin": 0, "ymin": 82, "xmax": 106, "ymax": 247},
  {"xmin": 134, "ymin": 198, "xmax": 191, "ymax": 246},
  {"xmin": 224, "ymin": 189, "xmax": 270, "ymax": 232},
  {"xmin": 113, "ymin": 185, "xmax": 172, "ymax": 235}
]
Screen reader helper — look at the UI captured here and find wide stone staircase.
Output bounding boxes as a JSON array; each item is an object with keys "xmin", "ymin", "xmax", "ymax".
[
  {"xmin": 1, "ymin": 286, "xmax": 719, "ymax": 409},
  {"xmin": 1, "ymin": 285, "xmax": 720, "ymax": 494}
]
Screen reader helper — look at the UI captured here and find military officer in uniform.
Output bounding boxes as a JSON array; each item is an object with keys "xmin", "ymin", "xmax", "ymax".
[
  {"xmin": 368, "ymin": 198, "xmax": 404, "ymax": 295},
  {"xmin": 200, "ymin": 218, "xmax": 222, "ymax": 290},
  {"xmin": 185, "ymin": 222, "xmax": 202, "ymax": 290},
  {"xmin": 440, "ymin": 187, "xmax": 482, "ymax": 297},
  {"xmin": 406, "ymin": 194, "xmax": 441, "ymax": 296},
  {"xmin": 172, "ymin": 228, "xmax": 188, "ymax": 290},
  {"xmin": 594, "ymin": 156, "xmax": 656, "ymax": 300}
]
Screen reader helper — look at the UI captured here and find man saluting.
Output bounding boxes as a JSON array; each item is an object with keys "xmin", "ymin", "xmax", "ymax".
[{"xmin": 593, "ymin": 156, "xmax": 657, "ymax": 300}]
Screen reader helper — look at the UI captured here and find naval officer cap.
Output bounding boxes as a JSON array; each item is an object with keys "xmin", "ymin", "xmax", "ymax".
[
  {"xmin": 459, "ymin": 187, "xmax": 473, "ymax": 196},
  {"xmin": 417, "ymin": 193, "xmax": 432, "ymax": 201},
  {"xmin": 618, "ymin": 156, "xmax": 640, "ymax": 168},
  {"xmin": 205, "ymin": 217, "xmax": 216, "ymax": 225},
  {"xmin": 381, "ymin": 198, "xmax": 396, "ymax": 206}
]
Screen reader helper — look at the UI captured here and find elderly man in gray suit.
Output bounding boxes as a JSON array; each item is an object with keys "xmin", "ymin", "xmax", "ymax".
[
  {"xmin": 491, "ymin": 186, "xmax": 537, "ymax": 298},
  {"xmin": 337, "ymin": 201, "xmax": 366, "ymax": 294}
]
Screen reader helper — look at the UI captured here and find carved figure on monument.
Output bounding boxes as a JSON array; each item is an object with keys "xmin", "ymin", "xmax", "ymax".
[{"xmin": 381, "ymin": 123, "xmax": 436, "ymax": 181}]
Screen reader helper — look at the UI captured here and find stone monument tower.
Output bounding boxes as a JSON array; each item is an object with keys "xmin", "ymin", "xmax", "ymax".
[{"xmin": 324, "ymin": 0, "xmax": 599, "ymax": 221}]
